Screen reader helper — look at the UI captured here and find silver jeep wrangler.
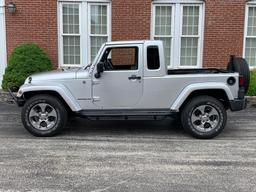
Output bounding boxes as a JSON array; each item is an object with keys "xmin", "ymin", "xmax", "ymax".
[{"xmin": 11, "ymin": 41, "xmax": 249, "ymax": 139}]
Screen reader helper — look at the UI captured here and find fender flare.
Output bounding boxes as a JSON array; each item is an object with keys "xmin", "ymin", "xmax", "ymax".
[
  {"xmin": 19, "ymin": 83, "xmax": 82, "ymax": 111},
  {"xmin": 170, "ymin": 83, "xmax": 234, "ymax": 111}
]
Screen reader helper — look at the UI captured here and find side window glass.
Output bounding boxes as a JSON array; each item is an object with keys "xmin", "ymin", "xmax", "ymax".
[
  {"xmin": 101, "ymin": 47, "xmax": 138, "ymax": 71},
  {"xmin": 147, "ymin": 46, "xmax": 160, "ymax": 70}
]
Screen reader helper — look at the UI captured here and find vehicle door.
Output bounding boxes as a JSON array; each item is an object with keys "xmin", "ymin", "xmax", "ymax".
[{"xmin": 92, "ymin": 44, "xmax": 143, "ymax": 109}]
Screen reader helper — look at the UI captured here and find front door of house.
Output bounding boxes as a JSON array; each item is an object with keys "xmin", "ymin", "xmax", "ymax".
[{"xmin": 0, "ymin": 0, "xmax": 6, "ymax": 88}]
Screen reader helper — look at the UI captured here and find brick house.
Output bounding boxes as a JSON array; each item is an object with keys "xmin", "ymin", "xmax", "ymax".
[{"xmin": 0, "ymin": 0, "xmax": 256, "ymax": 87}]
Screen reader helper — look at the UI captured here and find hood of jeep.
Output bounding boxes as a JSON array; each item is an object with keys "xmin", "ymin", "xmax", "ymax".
[{"xmin": 26, "ymin": 68, "xmax": 89, "ymax": 83}]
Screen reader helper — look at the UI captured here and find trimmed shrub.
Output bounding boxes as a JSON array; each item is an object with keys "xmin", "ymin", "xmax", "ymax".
[
  {"xmin": 2, "ymin": 43, "xmax": 53, "ymax": 91},
  {"xmin": 247, "ymin": 70, "xmax": 256, "ymax": 96}
]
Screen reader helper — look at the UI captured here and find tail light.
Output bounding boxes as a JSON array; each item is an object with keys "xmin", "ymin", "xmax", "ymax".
[{"xmin": 239, "ymin": 75, "xmax": 245, "ymax": 87}]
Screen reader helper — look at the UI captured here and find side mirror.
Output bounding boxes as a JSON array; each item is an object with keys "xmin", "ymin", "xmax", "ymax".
[{"xmin": 95, "ymin": 62, "xmax": 104, "ymax": 79}]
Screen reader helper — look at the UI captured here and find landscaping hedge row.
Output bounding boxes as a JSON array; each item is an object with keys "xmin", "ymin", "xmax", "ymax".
[
  {"xmin": 2, "ymin": 43, "xmax": 52, "ymax": 91},
  {"xmin": 247, "ymin": 70, "xmax": 256, "ymax": 96}
]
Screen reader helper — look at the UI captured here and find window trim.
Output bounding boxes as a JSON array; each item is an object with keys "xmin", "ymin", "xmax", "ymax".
[
  {"xmin": 147, "ymin": 46, "xmax": 161, "ymax": 71},
  {"xmin": 88, "ymin": 3, "xmax": 111, "ymax": 64},
  {"xmin": 58, "ymin": 1, "xmax": 111, "ymax": 68},
  {"xmin": 99, "ymin": 45, "xmax": 141, "ymax": 73},
  {"xmin": 243, "ymin": 3, "xmax": 256, "ymax": 69},
  {"xmin": 179, "ymin": 4, "xmax": 203, "ymax": 68},
  {"xmin": 152, "ymin": 4, "xmax": 175, "ymax": 68},
  {"xmin": 151, "ymin": 1, "xmax": 205, "ymax": 69},
  {"xmin": 152, "ymin": 0, "xmax": 204, "ymax": 3},
  {"xmin": 59, "ymin": 2, "xmax": 82, "ymax": 67},
  {"xmin": 103, "ymin": 46, "xmax": 139, "ymax": 71}
]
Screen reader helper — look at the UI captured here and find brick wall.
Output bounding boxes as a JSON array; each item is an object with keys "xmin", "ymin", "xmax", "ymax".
[
  {"xmin": 112, "ymin": 0, "xmax": 151, "ymax": 41},
  {"xmin": 5, "ymin": 0, "xmax": 58, "ymax": 68},
  {"xmin": 5, "ymin": 0, "xmax": 246, "ymax": 69},
  {"xmin": 203, "ymin": 0, "xmax": 245, "ymax": 68},
  {"xmin": 111, "ymin": 47, "xmax": 137, "ymax": 66}
]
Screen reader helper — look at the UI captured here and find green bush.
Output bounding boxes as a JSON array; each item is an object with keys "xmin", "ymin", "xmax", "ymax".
[
  {"xmin": 2, "ymin": 43, "xmax": 53, "ymax": 91},
  {"xmin": 247, "ymin": 70, "xmax": 256, "ymax": 96}
]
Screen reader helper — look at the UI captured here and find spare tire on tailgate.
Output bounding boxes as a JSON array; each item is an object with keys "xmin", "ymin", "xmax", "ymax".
[{"xmin": 227, "ymin": 55, "xmax": 250, "ymax": 94}]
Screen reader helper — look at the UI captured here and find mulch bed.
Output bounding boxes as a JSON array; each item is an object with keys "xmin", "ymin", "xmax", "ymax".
[
  {"xmin": 248, "ymin": 96, "xmax": 256, "ymax": 108},
  {"xmin": 0, "ymin": 90, "xmax": 16, "ymax": 104}
]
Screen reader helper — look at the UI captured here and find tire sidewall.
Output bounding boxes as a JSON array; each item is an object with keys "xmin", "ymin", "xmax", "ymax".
[
  {"xmin": 182, "ymin": 97, "xmax": 227, "ymax": 139},
  {"xmin": 22, "ymin": 96, "xmax": 66, "ymax": 136}
]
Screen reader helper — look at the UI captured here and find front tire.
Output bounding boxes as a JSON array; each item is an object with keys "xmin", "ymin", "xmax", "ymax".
[
  {"xmin": 181, "ymin": 96, "xmax": 227, "ymax": 139},
  {"xmin": 21, "ymin": 95, "xmax": 68, "ymax": 137}
]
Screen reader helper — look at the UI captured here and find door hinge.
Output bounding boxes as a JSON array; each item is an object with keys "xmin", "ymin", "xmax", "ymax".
[
  {"xmin": 92, "ymin": 80, "xmax": 101, "ymax": 85},
  {"xmin": 93, "ymin": 96, "xmax": 101, "ymax": 102}
]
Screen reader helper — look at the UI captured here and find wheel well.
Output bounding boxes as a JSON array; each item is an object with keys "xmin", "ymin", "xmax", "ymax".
[
  {"xmin": 23, "ymin": 91, "xmax": 72, "ymax": 113},
  {"xmin": 179, "ymin": 89, "xmax": 230, "ymax": 111}
]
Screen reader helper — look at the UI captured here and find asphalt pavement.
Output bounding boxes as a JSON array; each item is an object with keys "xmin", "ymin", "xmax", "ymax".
[{"xmin": 0, "ymin": 102, "xmax": 256, "ymax": 192}]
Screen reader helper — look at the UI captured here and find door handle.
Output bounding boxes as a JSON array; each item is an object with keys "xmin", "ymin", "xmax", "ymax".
[{"xmin": 128, "ymin": 75, "xmax": 141, "ymax": 80}]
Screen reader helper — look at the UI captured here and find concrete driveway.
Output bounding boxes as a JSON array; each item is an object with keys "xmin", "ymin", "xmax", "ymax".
[{"xmin": 0, "ymin": 102, "xmax": 256, "ymax": 192}]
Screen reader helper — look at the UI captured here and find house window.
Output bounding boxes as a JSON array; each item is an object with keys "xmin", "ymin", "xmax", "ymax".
[
  {"xmin": 244, "ymin": 5, "xmax": 256, "ymax": 68},
  {"xmin": 62, "ymin": 4, "xmax": 81, "ymax": 65},
  {"xmin": 90, "ymin": 5, "xmax": 109, "ymax": 62},
  {"xmin": 152, "ymin": 1, "xmax": 204, "ymax": 69},
  {"xmin": 59, "ymin": 2, "xmax": 111, "ymax": 67},
  {"xmin": 154, "ymin": 6, "xmax": 173, "ymax": 67},
  {"xmin": 181, "ymin": 6, "xmax": 200, "ymax": 66}
]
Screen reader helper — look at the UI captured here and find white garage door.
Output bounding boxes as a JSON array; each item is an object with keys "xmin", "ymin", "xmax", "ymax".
[{"xmin": 0, "ymin": 0, "xmax": 7, "ymax": 88}]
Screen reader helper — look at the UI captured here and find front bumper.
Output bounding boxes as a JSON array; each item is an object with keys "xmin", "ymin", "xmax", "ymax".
[
  {"xmin": 8, "ymin": 88, "xmax": 25, "ymax": 107},
  {"xmin": 229, "ymin": 98, "xmax": 247, "ymax": 111}
]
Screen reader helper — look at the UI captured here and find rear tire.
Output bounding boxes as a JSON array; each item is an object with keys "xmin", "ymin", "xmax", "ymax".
[
  {"xmin": 21, "ymin": 95, "xmax": 67, "ymax": 137},
  {"xmin": 181, "ymin": 96, "xmax": 227, "ymax": 139}
]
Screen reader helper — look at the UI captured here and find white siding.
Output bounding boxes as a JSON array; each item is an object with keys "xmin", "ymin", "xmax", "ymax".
[{"xmin": 0, "ymin": 0, "xmax": 7, "ymax": 88}]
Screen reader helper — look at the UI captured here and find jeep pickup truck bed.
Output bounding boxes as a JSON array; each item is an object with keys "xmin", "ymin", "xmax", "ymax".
[{"xmin": 168, "ymin": 68, "xmax": 229, "ymax": 75}]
